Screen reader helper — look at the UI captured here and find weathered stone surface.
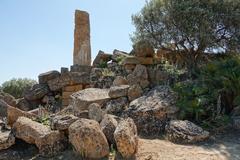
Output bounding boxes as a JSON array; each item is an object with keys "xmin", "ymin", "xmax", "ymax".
[
  {"xmin": 77, "ymin": 110, "xmax": 89, "ymax": 119},
  {"xmin": 127, "ymin": 84, "xmax": 143, "ymax": 102},
  {"xmin": 0, "ymin": 130, "xmax": 15, "ymax": 150},
  {"xmin": 106, "ymin": 97, "xmax": 129, "ymax": 116},
  {"xmin": 124, "ymin": 64, "xmax": 136, "ymax": 73},
  {"xmin": 125, "ymin": 86, "xmax": 178, "ymax": 136},
  {"xmin": 147, "ymin": 67, "xmax": 170, "ymax": 85},
  {"xmin": 7, "ymin": 106, "xmax": 37, "ymax": 126},
  {"xmin": 50, "ymin": 114, "xmax": 79, "ymax": 131},
  {"xmin": 88, "ymin": 103, "xmax": 104, "ymax": 122},
  {"xmin": 109, "ymin": 85, "xmax": 129, "ymax": 99},
  {"xmin": 61, "ymin": 67, "xmax": 69, "ymax": 74},
  {"xmin": 71, "ymin": 88, "xmax": 110, "ymax": 113},
  {"xmin": 16, "ymin": 98, "xmax": 32, "ymax": 111},
  {"xmin": 0, "ymin": 92, "xmax": 17, "ymax": 107},
  {"xmin": 113, "ymin": 76, "xmax": 128, "ymax": 86},
  {"xmin": 42, "ymin": 95, "xmax": 55, "ymax": 104},
  {"xmin": 70, "ymin": 64, "xmax": 92, "ymax": 73},
  {"xmin": 69, "ymin": 119, "xmax": 109, "ymax": 159},
  {"xmin": 24, "ymin": 84, "xmax": 49, "ymax": 101},
  {"xmin": 28, "ymin": 107, "xmax": 49, "ymax": 116},
  {"xmin": 13, "ymin": 117, "xmax": 67, "ymax": 157},
  {"xmin": 114, "ymin": 118, "xmax": 138, "ymax": 158},
  {"xmin": 132, "ymin": 40, "xmax": 154, "ymax": 57},
  {"xmin": 0, "ymin": 120, "xmax": 4, "ymax": 130},
  {"xmin": 166, "ymin": 120, "xmax": 210, "ymax": 144},
  {"xmin": 73, "ymin": 10, "xmax": 91, "ymax": 66},
  {"xmin": 63, "ymin": 84, "xmax": 83, "ymax": 92},
  {"xmin": 48, "ymin": 72, "xmax": 90, "ymax": 91},
  {"xmin": 0, "ymin": 99, "xmax": 9, "ymax": 117},
  {"xmin": 112, "ymin": 49, "xmax": 129, "ymax": 62},
  {"xmin": 93, "ymin": 50, "xmax": 112, "ymax": 67},
  {"xmin": 127, "ymin": 64, "xmax": 149, "ymax": 89},
  {"xmin": 38, "ymin": 70, "xmax": 60, "ymax": 84},
  {"xmin": 100, "ymin": 114, "xmax": 121, "ymax": 146},
  {"xmin": 122, "ymin": 57, "xmax": 153, "ymax": 65},
  {"xmin": 90, "ymin": 68, "xmax": 115, "ymax": 89}
]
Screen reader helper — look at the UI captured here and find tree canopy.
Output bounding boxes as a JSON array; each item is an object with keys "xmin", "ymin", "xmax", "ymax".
[
  {"xmin": 1, "ymin": 78, "xmax": 37, "ymax": 98},
  {"xmin": 132, "ymin": 0, "xmax": 240, "ymax": 68}
]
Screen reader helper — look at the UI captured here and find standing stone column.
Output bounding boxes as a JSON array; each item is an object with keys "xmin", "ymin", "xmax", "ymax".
[{"xmin": 73, "ymin": 10, "xmax": 91, "ymax": 66}]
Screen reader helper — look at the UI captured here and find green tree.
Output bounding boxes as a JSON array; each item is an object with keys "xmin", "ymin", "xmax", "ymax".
[
  {"xmin": 132, "ymin": 0, "xmax": 240, "ymax": 71},
  {"xmin": 1, "ymin": 78, "xmax": 37, "ymax": 98}
]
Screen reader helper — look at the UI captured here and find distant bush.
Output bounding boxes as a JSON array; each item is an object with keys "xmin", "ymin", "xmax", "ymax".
[
  {"xmin": 1, "ymin": 78, "xmax": 37, "ymax": 98},
  {"xmin": 174, "ymin": 55, "xmax": 240, "ymax": 128}
]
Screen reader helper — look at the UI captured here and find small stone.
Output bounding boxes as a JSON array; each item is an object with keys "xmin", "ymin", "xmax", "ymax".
[
  {"xmin": 112, "ymin": 49, "xmax": 129, "ymax": 62},
  {"xmin": 100, "ymin": 114, "xmax": 121, "ymax": 146},
  {"xmin": 127, "ymin": 85, "xmax": 143, "ymax": 102},
  {"xmin": 132, "ymin": 40, "xmax": 154, "ymax": 57},
  {"xmin": 16, "ymin": 98, "xmax": 32, "ymax": 111},
  {"xmin": 88, "ymin": 103, "xmax": 104, "ymax": 122},
  {"xmin": 114, "ymin": 118, "xmax": 138, "ymax": 159},
  {"xmin": 166, "ymin": 120, "xmax": 210, "ymax": 144},
  {"xmin": 69, "ymin": 119, "xmax": 109, "ymax": 159},
  {"xmin": 109, "ymin": 85, "xmax": 129, "ymax": 99},
  {"xmin": 71, "ymin": 88, "xmax": 110, "ymax": 114},
  {"xmin": 93, "ymin": 50, "xmax": 112, "ymax": 67},
  {"xmin": 0, "ymin": 99, "xmax": 9, "ymax": 117},
  {"xmin": 113, "ymin": 76, "xmax": 128, "ymax": 86},
  {"xmin": 7, "ymin": 106, "xmax": 37, "ymax": 127},
  {"xmin": 0, "ymin": 130, "xmax": 15, "ymax": 150},
  {"xmin": 24, "ymin": 84, "xmax": 50, "ymax": 101},
  {"xmin": 125, "ymin": 86, "xmax": 178, "ymax": 135},
  {"xmin": 38, "ymin": 70, "xmax": 60, "ymax": 84},
  {"xmin": 106, "ymin": 97, "xmax": 129, "ymax": 116},
  {"xmin": 13, "ymin": 117, "xmax": 67, "ymax": 157},
  {"xmin": 127, "ymin": 64, "xmax": 149, "ymax": 89},
  {"xmin": 47, "ymin": 72, "xmax": 90, "ymax": 91},
  {"xmin": 122, "ymin": 57, "xmax": 153, "ymax": 65},
  {"xmin": 0, "ymin": 92, "xmax": 17, "ymax": 107},
  {"xmin": 50, "ymin": 114, "xmax": 79, "ymax": 131},
  {"xmin": 61, "ymin": 67, "xmax": 69, "ymax": 74}
]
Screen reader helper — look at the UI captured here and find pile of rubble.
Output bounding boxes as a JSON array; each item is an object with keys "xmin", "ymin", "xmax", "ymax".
[{"xmin": 0, "ymin": 9, "xmax": 214, "ymax": 159}]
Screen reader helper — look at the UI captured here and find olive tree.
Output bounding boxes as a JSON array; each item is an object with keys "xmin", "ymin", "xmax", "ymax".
[
  {"xmin": 1, "ymin": 78, "xmax": 37, "ymax": 98},
  {"xmin": 132, "ymin": 0, "xmax": 240, "ymax": 71}
]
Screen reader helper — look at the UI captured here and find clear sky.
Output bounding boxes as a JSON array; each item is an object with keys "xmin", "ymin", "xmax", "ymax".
[{"xmin": 0, "ymin": 0, "xmax": 145, "ymax": 85}]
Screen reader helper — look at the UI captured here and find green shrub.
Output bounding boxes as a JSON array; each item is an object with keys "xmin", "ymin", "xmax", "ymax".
[
  {"xmin": 1, "ymin": 78, "xmax": 37, "ymax": 98},
  {"xmin": 97, "ymin": 61, "xmax": 108, "ymax": 68},
  {"xmin": 174, "ymin": 55, "xmax": 240, "ymax": 126},
  {"xmin": 116, "ymin": 55, "xmax": 125, "ymax": 65},
  {"xmin": 101, "ymin": 69, "xmax": 115, "ymax": 77}
]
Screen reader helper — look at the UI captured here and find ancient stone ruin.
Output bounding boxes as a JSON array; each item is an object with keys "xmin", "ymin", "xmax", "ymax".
[
  {"xmin": 0, "ymin": 9, "xmax": 225, "ymax": 160},
  {"xmin": 73, "ymin": 10, "xmax": 91, "ymax": 66}
]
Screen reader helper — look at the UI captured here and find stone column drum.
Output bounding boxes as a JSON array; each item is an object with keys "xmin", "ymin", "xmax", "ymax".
[{"xmin": 73, "ymin": 10, "xmax": 91, "ymax": 66}]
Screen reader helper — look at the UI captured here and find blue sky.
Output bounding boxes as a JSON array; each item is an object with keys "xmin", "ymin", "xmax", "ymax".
[{"xmin": 0, "ymin": 0, "xmax": 145, "ymax": 84}]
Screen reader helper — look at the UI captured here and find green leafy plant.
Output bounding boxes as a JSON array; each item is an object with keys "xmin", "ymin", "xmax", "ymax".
[
  {"xmin": 174, "ymin": 55, "xmax": 240, "ymax": 127},
  {"xmin": 97, "ymin": 61, "xmax": 108, "ymax": 68},
  {"xmin": 132, "ymin": 0, "xmax": 240, "ymax": 73},
  {"xmin": 116, "ymin": 55, "xmax": 125, "ymax": 65},
  {"xmin": 1, "ymin": 78, "xmax": 37, "ymax": 98},
  {"xmin": 33, "ymin": 105, "xmax": 50, "ymax": 126},
  {"xmin": 101, "ymin": 69, "xmax": 115, "ymax": 77}
]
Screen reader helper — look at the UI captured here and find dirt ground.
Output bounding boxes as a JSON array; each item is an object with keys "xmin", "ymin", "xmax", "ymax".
[
  {"xmin": 136, "ymin": 129, "xmax": 240, "ymax": 160},
  {"xmin": 0, "ymin": 129, "xmax": 239, "ymax": 160}
]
